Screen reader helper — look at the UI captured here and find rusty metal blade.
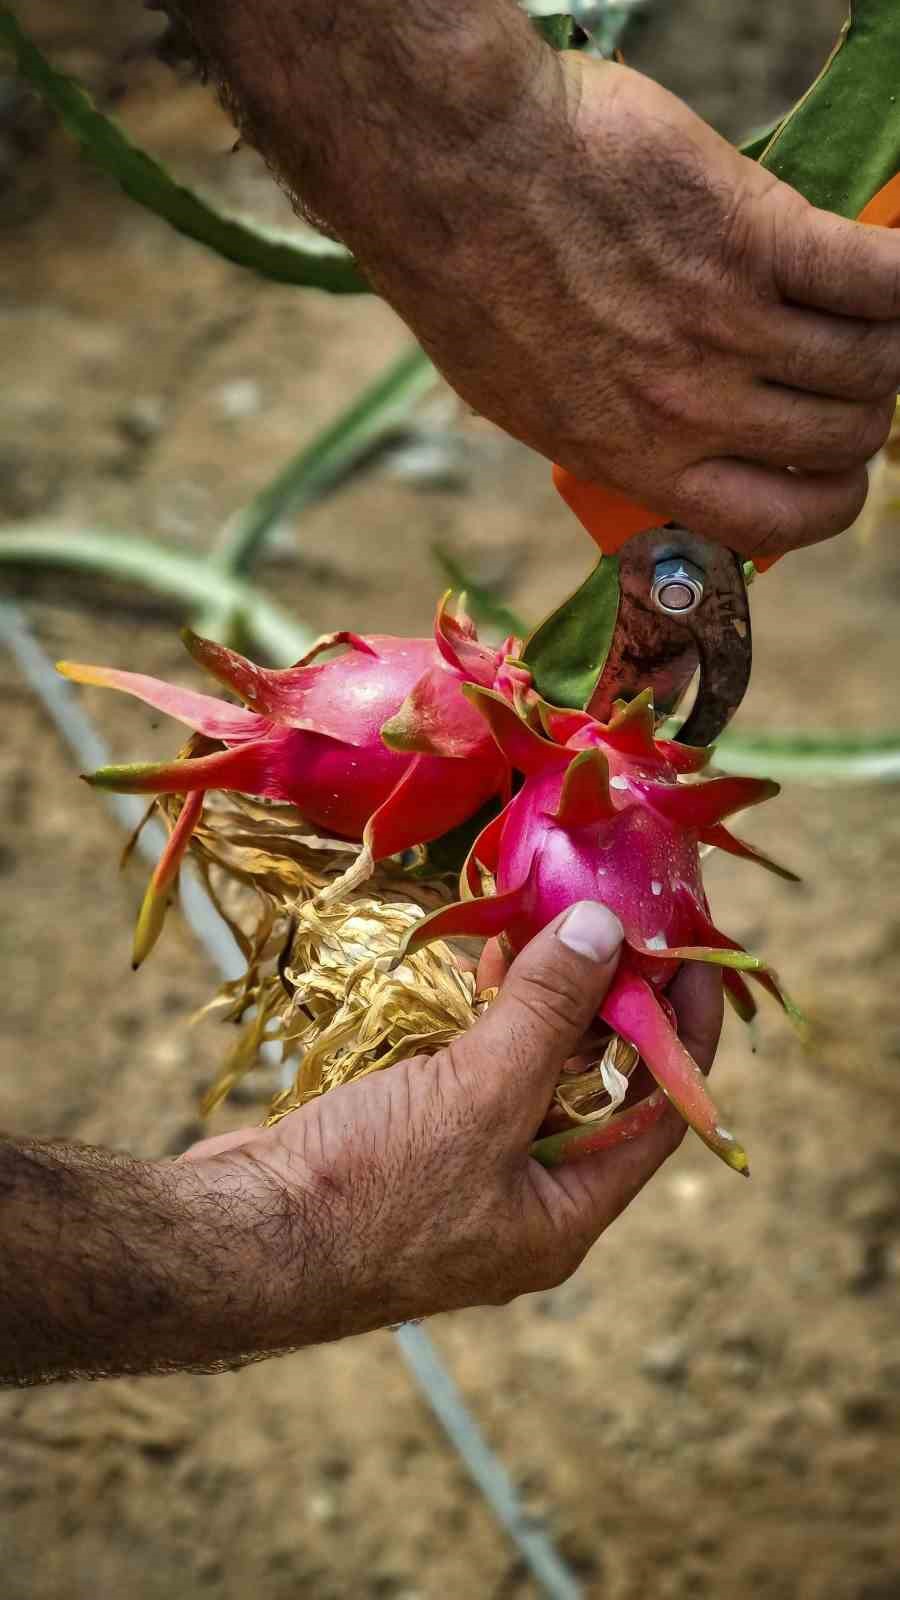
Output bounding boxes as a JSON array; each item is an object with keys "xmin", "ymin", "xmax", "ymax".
[{"xmin": 587, "ymin": 526, "xmax": 752, "ymax": 746}]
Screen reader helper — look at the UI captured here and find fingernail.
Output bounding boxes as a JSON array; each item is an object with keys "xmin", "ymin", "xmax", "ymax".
[{"xmin": 557, "ymin": 901, "xmax": 624, "ymax": 963}]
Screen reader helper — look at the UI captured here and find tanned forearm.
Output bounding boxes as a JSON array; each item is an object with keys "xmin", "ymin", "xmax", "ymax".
[
  {"xmin": 0, "ymin": 1136, "xmax": 324, "ymax": 1384},
  {"xmin": 0, "ymin": 924, "xmax": 725, "ymax": 1385},
  {"xmin": 163, "ymin": 0, "xmax": 560, "ymax": 286}
]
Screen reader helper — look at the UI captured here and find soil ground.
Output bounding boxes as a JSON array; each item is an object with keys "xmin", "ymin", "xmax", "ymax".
[{"xmin": 2, "ymin": 4, "xmax": 899, "ymax": 1597}]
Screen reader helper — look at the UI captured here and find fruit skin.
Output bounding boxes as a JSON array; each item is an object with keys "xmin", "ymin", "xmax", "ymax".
[
  {"xmin": 58, "ymin": 596, "xmax": 530, "ymax": 963},
  {"xmin": 403, "ymin": 687, "xmax": 801, "ymax": 1175}
]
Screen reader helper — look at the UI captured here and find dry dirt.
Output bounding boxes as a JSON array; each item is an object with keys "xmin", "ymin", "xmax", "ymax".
[{"xmin": 2, "ymin": 3, "xmax": 899, "ymax": 1598}]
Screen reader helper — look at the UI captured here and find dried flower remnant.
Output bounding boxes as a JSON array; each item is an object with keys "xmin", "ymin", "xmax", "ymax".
[{"xmin": 164, "ymin": 794, "xmax": 638, "ymax": 1140}]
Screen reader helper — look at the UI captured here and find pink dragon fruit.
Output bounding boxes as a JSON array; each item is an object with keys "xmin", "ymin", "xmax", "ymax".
[
  {"xmin": 58, "ymin": 597, "xmax": 530, "ymax": 964},
  {"xmin": 402, "ymin": 685, "xmax": 802, "ymax": 1175}
]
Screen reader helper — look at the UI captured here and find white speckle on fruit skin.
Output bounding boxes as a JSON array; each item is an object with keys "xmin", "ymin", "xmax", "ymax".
[
  {"xmin": 646, "ymin": 932, "xmax": 667, "ymax": 951},
  {"xmin": 651, "ymin": 880, "xmax": 662, "ymax": 896},
  {"xmin": 597, "ymin": 866, "xmax": 607, "ymax": 877},
  {"xmin": 610, "ymin": 775, "xmax": 629, "ymax": 791},
  {"xmin": 714, "ymin": 1125, "xmax": 735, "ymax": 1143}
]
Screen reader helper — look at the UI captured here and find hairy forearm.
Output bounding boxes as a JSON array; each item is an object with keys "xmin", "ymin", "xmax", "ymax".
[
  {"xmin": 0, "ymin": 1136, "xmax": 332, "ymax": 1384},
  {"xmin": 163, "ymin": 0, "xmax": 561, "ymax": 271}
]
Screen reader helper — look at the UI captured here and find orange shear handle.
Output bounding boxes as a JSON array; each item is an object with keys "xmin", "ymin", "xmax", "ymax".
[
  {"xmin": 554, "ymin": 171, "xmax": 900, "ymax": 575},
  {"xmin": 551, "ymin": 462, "xmax": 781, "ymax": 574}
]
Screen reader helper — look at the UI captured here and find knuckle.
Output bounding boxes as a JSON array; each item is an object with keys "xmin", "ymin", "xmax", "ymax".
[
  {"xmin": 645, "ymin": 374, "xmax": 692, "ymax": 428},
  {"xmin": 886, "ymin": 255, "xmax": 900, "ymax": 320},
  {"xmin": 531, "ymin": 1259, "xmax": 574, "ymax": 1295},
  {"xmin": 546, "ymin": 1231, "xmax": 589, "ymax": 1288},
  {"xmin": 809, "ymin": 320, "xmax": 900, "ymax": 402},
  {"xmin": 822, "ymin": 471, "xmax": 869, "ymax": 538},
  {"xmin": 749, "ymin": 492, "xmax": 809, "ymax": 558},
  {"xmin": 787, "ymin": 324, "xmax": 887, "ymax": 401},
  {"xmin": 480, "ymin": 1242, "xmax": 562, "ymax": 1303},
  {"xmin": 768, "ymin": 187, "xmax": 817, "ymax": 297},
  {"xmin": 868, "ymin": 397, "xmax": 897, "ymax": 453},
  {"xmin": 850, "ymin": 325, "xmax": 900, "ymax": 396},
  {"xmin": 722, "ymin": 173, "xmax": 781, "ymax": 294},
  {"xmin": 772, "ymin": 470, "xmax": 866, "ymax": 549},
  {"xmin": 747, "ymin": 506, "xmax": 792, "ymax": 558},
  {"xmin": 482, "ymin": 1182, "xmax": 587, "ymax": 1300},
  {"xmin": 517, "ymin": 1243, "xmax": 582, "ymax": 1297},
  {"xmin": 842, "ymin": 405, "xmax": 892, "ymax": 464},
  {"xmin": 772, "ymin": 395, "xmax": 889, "ymax": 475},
  {"xmin": 488, "ymin": 1261, "xmax": 539, "ymax": 1304},
  {"xmin": 872, "ymin": 247, "xmax": 900, "ymax": 320}
]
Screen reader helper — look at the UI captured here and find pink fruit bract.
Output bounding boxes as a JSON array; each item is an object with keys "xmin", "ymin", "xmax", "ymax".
[
  {"xmin": 403, "ymin": 686, "xmax": 803, "ymax": 1175},
  {"xmin": 58, "ymin": 596, "xmax": 530, "ymax": 964}
]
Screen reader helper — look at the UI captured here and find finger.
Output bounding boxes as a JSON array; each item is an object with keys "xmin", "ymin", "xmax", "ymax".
[
  {"xmin": 442, "ymin": 902, "xmax": 623, "ymax": 1129},
  {"xmin": 775, "ymin": 200, "xmax": 900, "ymax": 320},
  {"xmin": 539, "ymin": 967, "xmax": 724, "ymax": 1240},
  {"xmin": 476, "ymin": 937, "xmax": 510, "ymax": 992},
  {"xmin": 761, "ymin": 303, "xmax": 900, "ymax": 402},
  {"xmin": 666, "ymin": 962, "xmax": 724, "ymax": 1075},
  {"xmin": 477, "ymin": 941, "xmax": 612, "ymax": 1070},
  {"xmin": 541, "ymin": 1099, "xmax": 687, "ymax": 1238},
  {"xmin": 722, "ymin": 387, "xmax": 894, "ymax": 475},
  {"xmin": 672, "ymin": 456, "xmax": 868, "ymax": 558}
]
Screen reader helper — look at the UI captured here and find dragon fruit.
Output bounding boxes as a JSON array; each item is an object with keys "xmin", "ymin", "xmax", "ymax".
[
  {"xmin": 401, "ymin": 685, "xmax": 802, "ymax": 1175},
  {"xmin": 58, "ymin": 596, "xmax": 530, "ymax": 964}
]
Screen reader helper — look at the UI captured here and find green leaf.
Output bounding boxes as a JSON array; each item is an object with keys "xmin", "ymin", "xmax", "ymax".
[
  {"xmin": 431, "ymin": 546, "xmax": 529, "ymax": 640},
  {"xmin": 523, "ymin": 555, "xmax": 621, "ymax": 708},
  {"xmin": 717, "ymin": 728, "xmax": 900, "ymax": 784},
  {"xmin": 531, "ymin": 14, "xmax": 579, "ymax": 50},
  {"xmin": 0, "ymin": 5, "xmax": 368, "ymax": 293},
  {"xmin": 0, "ymin": 523, "xmax": 312, "ymax": 664},
  {"xmin": 757, "ymin": 1, "xmax": 900, "ymax": 216},
  {"xmin": 213, "ymin": 347, "xmax": 436, "ymax": 577},
  {"xmin": 738, "ymin": 116, "xmax": 784, "ymax": 160}
]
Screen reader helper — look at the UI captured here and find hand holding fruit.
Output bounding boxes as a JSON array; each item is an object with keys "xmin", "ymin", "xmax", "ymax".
[{"xmin": 180, "ymin": 911, "xmax": 723, "ymax": 1337}]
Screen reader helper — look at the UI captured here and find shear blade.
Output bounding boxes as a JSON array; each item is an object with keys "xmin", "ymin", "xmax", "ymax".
[{"xmin": 588, "ymin": 527, "xmax": 752, "ymax": 747}]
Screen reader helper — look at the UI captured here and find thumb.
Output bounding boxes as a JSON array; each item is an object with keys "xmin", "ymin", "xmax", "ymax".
[
  {"xmin": 448, "ymin": 902, "xmax": 624, "ymax": 1133},
  {"xmin": 775, "ymin": 195, "xmax": 900, "ymax": 320}
]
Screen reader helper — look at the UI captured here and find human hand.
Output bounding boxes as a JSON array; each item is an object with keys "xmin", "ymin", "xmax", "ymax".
[
  {"xmin": 186, "ymin": 904, "xmax": 723, "ymax": 1348},
  {"xmin": 372, "ymin": 53, "xmax": 900, "ymax": 562},
  {"xmin": 172, "ymin": 4, "xmax": 900, "ymax": 558}
]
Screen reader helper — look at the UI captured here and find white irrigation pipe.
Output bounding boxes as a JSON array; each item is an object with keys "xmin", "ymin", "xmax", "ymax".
[{"xmin": 0, "ymin": 599, "xmax": 582, "ymax": 1600}]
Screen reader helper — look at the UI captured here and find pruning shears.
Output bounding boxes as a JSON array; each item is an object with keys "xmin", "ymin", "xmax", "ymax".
[
  {"xmin": 552, "ymin": 468, "xmax": 766, "ymax": 746},
  {"xmin": 552, "ymin": 174, "xmax": 900, "ymax": 746}
]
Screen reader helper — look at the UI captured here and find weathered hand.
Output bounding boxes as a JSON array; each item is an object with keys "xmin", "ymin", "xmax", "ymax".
[
  {"xmin": 187, "ymin": 905, "xmax": 723, "ymax": 1344},
  {"xmin": 170, "ymin": 2, "xmax": 900, "ymax": 559},
  {"xmin": 0, "ymin": 906, "xmax": 722, "ymax": 1384},
  {"xmin": 367, "ymin": 54, "xmax": 900, "ymax": 561}
]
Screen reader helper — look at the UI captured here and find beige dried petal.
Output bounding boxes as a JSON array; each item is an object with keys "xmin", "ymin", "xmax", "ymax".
[
  {"xmin": 554, "ymin": 1036, "xmax": 640, "ymax": 1124},
  {"xmin": 176, "ymin": 792, "xmax": 633, "ymax": 1133}
]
